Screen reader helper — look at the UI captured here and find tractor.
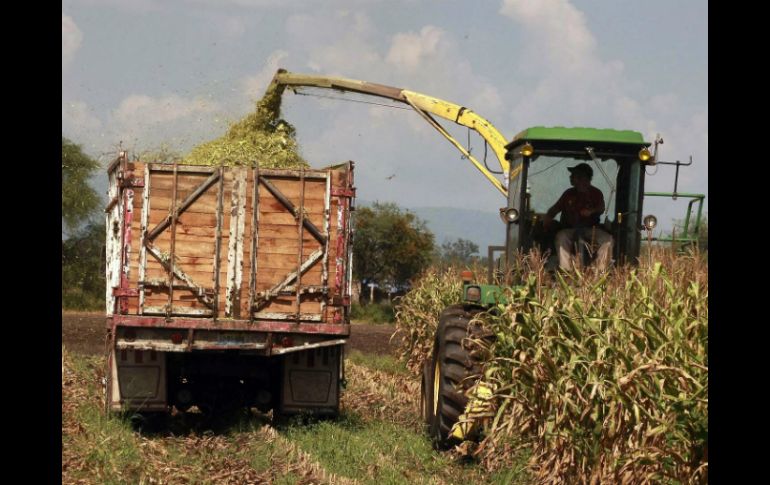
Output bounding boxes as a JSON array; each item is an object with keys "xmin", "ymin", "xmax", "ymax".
[{"xmin": 267, "ymin": 70, "xmax": 705, "ymax": 447}]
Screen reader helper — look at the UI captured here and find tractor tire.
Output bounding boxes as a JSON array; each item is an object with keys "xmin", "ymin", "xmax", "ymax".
[
  {"xmin": 420, "ymin": 359, "xmax": 434, "ymax": 427},
  {"xmin": 426, "ymin": 304, "xmax": 485, "ymax": 449}
]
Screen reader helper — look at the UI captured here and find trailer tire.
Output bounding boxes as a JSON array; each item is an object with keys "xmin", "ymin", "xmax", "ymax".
[{"xmin": 427, "ymin": 305, "xmax": 485, "ymax": 449}]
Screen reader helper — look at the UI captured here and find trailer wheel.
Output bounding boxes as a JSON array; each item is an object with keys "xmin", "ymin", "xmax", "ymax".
[{"xmin": 427, "ymin": 305, "xmax": 484, "ymax": 448}]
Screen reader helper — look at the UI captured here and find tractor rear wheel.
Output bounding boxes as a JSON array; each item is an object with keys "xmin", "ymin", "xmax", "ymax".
[
  {"xmin": 420, "ymin": 359, "xmax": 433, "ymax": 427},
  {"xmin": 426, "ymin": 305, "xmax": 484, "ymax": 448}
]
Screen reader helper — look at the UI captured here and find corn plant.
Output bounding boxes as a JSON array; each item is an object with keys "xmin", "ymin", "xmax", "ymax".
[
  {"xmin": 472, "ymin": 251, "xmax": 707, "ymax": 483},
  {"xmin": 393, "ymin": 267, "xmax": 464, "ymax": 374}
]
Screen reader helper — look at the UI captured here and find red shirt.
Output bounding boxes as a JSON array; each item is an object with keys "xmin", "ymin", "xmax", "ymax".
[{"xmin": 551, "ymin": 186, "xmax": 604, "ymax": 227}]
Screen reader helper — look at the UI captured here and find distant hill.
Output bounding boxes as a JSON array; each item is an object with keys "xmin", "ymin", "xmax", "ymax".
[{"xmin": 357, "ymin": 200, "xmax": 504, "ymax": 254}]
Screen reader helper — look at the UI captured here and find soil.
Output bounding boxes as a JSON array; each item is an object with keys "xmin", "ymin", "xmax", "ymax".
[{"xmin": 61, "ymin": 311, "xmax": 401, "ymax": 357}]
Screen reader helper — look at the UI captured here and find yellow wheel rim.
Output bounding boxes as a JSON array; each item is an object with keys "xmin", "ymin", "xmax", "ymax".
[{"xmin": 433, "ymin": 360, "xmax": 440, "ymax": 416}]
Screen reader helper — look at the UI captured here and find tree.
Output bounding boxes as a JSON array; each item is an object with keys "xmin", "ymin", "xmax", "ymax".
[
  {"xmin": 62, "ymin": 221, "xmax": 106, "ymax": 310},
  {"xmin": 353, "ymin": 202, "xmax": 435, "ymax": 289},
  {"xmin": 62, "ymin": 137, "xmax": 105, "ymax": 309},
  {"xmin": 62, "ymin": 137, "xmax": 101, "ymax": 233},
  {"xmin": 437, "ymin": 238, "xmax": 480, "ymax": 266}
]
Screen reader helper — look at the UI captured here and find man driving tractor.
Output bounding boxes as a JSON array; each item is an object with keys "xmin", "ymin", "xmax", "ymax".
[{"xmin": 543, "ymin": 163, "xmax": 613, "ymax": 271}]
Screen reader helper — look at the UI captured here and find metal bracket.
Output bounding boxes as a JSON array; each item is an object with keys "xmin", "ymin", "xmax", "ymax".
[
  {"xmin": 331, "ymin": 187, "xmax": 356, "ymax": 198},
  {"xmin": 121, "ymin": 177, "xmax": 145, "ymax": 188},
  {"xmin": 113, "ymin": 288, "xmax": 139, "ymax": 297}
]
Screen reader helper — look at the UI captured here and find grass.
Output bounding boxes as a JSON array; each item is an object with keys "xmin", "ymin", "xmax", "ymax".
[
  {"xmin": 282, "ymin": 415, "xmax": 457, "ymax": 485},
  {"xmin": 63, "ymin": 346, "xmax": 528, "ymax": 484},
  {"xmin": 350, "ymin": 302, "xmax": 395, "ymax": 324},
  {"xmin": 346, "ymin": 349, "xmax": 407, "ymax": 375}
]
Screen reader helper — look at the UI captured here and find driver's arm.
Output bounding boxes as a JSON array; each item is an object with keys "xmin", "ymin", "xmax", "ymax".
[{"xmin": 544, "ymin": 194, "xmax": 566, "ymax": 226}]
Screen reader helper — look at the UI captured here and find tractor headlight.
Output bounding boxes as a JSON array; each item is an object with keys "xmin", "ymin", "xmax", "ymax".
[
  {"xmin": 465, "ymin": 286, "xmax": 481, "ymax": 302},
  {"xmin": 521, "ymin": 143, "xmax": 534, "ymax": 157},
  {"xmin": 639, "ymin": 148, "xmax": 652, "ymax": 162},
  {"xmin": 643, "ymin": 214, "xmax": 658, "ymax": 231},
  {"xmin": 500, "ymin": 207, "xmax": 519, "ymax": 223}
]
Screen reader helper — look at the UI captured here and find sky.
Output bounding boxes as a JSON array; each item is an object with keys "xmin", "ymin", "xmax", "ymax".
[{"xmin": 62, "ymin": 0, "xmax": 707, "ymax": 237}]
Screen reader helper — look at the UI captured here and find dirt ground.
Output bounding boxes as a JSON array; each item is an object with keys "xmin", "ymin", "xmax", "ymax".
[{"xmin": 61, "ymin": 311, "xmax": 401, "ymax": 356}]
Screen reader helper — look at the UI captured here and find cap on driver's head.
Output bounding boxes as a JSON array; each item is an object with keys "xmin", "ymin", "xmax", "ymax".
[{"xmin": 568, "ymin": 163, "xmax": 593, "ymax": 179}]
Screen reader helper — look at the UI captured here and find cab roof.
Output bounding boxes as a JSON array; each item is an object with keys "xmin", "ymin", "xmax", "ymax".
[{"xmin": 506, "ymin": 126, "xmax": 649, "ymax": 149}]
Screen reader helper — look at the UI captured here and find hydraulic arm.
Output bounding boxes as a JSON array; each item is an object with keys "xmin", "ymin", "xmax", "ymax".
[{"xmin": 269, "ymin": 69, "xmax": 515, "ymax": 197}]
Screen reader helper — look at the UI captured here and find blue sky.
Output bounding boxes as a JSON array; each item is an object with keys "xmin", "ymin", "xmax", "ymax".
[{"xmin": 62, "ymin": 0, "xmax": 707, "ymax": 234}]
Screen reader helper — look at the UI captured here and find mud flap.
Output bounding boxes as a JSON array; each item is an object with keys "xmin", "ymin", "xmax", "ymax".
[
  {"xmin": 279, "ymin": 345, "xmax": 341, "ymax": 415},
  {"xmin": 109, "ymin": 349, "xmax": 168, "ymax": 412}
]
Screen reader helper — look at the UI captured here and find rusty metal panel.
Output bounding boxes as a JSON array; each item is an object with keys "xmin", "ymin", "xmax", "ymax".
[{"xmin": 111, "ymin": 314, "xmax": 351, "ymax": 336}]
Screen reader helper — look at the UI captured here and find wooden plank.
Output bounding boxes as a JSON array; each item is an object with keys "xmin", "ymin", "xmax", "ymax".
[
  {"xmin": 138, "ymin": 166, "xmax": 151, "ymax": 314},
  {"xmin": 261, "ymin": 300, "xmax": 322, "ymax": 311},
  {"xmin": 252, "ymin": 246, "xmax": 324, "ymax": 257},
  {"xmin": 150, "ymin": 173, "xmax": 217, "ymax": 190},
  {"xmin": 214, "ymin": 167, "xmax": 225, "ymax": 319},
  {"xmin": 256, "ymin": 198, "xmax": 328, "ymax": 213},
  {"xmin": 146, "ymin": 193, "xmax": 221, "ymax": 214},
  {"xmin": 152, "ymin": 232, "xmax": 230, "ymax": 246},
  {"xmin": 255, "ymin": 253, "xmax": 324, "ymax": 271},
  {"xmin": 167, "ymin": 163, "xmax": 180, "ymax": 315},
  {"xmin": 149, "ymin": 209, "xmax": 230, "ymax": 229},
  {"xmin": 143, "ymin": 267, "xmax": 214, "ymax": 281},
  {"xmin": 145, "ymin": 243, "xmax": 215, "ymax": 308},
  {"xmin": 225, "ymin": 167, "xmax": 247, "ymax": 317},
  {"xmin": 248, "ymin": 166, "xmax": 261, "ymax": 320},
  {"xmin": 265, "ymin": 177, "xmax": 326, "ymax": 195},
  {"xmin": 146, "ymin": 170, "xmax": 222, "ymax": 242},
  {"xmin": 258, "ymin": 168, "xmax": 328, "ymax": 179},
  {"xmin": 321, "ymin": 172, "xmax": 331, "ymax": 318},
  {"xmin": 255, "ymin": 212, "xmax": 322, "ymax": 227},
  {"xmin": 244, "ymin": 238, "xmax": 321, "ymax": 251},
  {"xmin": 253, "ymin": 249, "xmax": 323, "ymax": 311},
  {"xmin": 255, "ymin": 266, "xmax": 323, "ymax": 282},
  {"xmin": 258, "ymin": 191, "xmax": 325, "ymax": 204},
  {"xmin": 137, "ymin": 261, "xmax": 223, "ymax": 277},
  {"xmin": 149, "ymin": 163, "xmax": 218, "ymax": 173},
  {"xmin": 258, "ymin": 179, "xmax": 326, "ymax": 229},
  {"xmin": 149, "ymin": 240, "xmax": 218, "ymax": 256},
  {"xmin": 295, "ymin": 170, "xmax": 306, "ymax": 320}
]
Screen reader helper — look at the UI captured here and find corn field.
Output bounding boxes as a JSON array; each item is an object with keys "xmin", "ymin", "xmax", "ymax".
[{"xmin": 395, "ymin": 249, "xmax": 708, "ymax": 484}]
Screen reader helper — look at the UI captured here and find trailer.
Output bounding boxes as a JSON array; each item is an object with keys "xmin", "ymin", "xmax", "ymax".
[{"xmin": 104, "ymin": 154, "xmax": 355, "ymax": 416}]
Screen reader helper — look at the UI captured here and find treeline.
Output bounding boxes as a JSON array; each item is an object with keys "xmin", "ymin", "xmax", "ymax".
[{"xmin": 62, "ymin": 137, "xmax": 105, "ymax": 310}]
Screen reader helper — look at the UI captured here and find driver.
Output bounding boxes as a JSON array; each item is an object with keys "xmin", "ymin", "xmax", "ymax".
[{"xmin": 543, "ymin": 163, "xmax": 613, "ymax": 271}]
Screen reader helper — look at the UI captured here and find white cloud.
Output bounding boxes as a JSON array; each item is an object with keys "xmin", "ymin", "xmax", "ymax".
[
  {"xmin": 67, "ymin": 0, "xmax": 161, "ymax": 13},
  {"xmin": 186, "ymin": 0, "xmax": 382, "ymax": 7},
  {"xmin": 285, "ymin": 10, "xmax": 382, "ymax": 77},
  {"xmin": 89, "ymin": 94, "xmax": 225, "ymax": 155},
  {"xmin": 240, "ymin": 50, "xmax": 290, "ymax": 99},
  {"xmin": 500, "ymin": 0, "xmax": 597, "ymax": 74},
  {"xmin": 62, "ymin": 15, "xmax": 83, "ymax": 68},
  {"xmin": 113, "ymin": 94, "xmax": 219, "ymax": 126},
  {"xmin": 218, "ymin": 16, "xmax": 247, "ymax": 38},
  {"xmin": 62, "ymin": 101, "xmax": 103, "ymax": 143},
  {"xmin": 386, "ymin": 26, "xmax": 444, "ymax": 69}
]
